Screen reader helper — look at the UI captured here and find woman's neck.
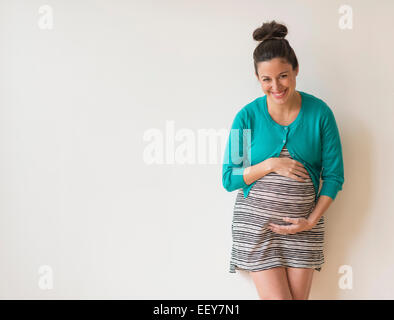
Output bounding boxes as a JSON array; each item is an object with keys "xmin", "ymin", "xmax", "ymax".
[{"xmin": 267, "ymin": 90, "xmax": 301, "ymax": 117}]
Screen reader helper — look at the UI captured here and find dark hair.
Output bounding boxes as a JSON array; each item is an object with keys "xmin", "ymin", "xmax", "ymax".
[{"xmin": 252, "ymin": 20, "xmax": 298, "ymax": 77}]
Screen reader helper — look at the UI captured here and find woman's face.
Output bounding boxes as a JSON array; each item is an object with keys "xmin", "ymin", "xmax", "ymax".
[{"xmin": 255, "ymin": 57, "xmax": 299, "ymax": 104}]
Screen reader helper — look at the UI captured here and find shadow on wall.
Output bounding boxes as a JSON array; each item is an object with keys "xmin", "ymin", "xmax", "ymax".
[{"xmin": 309, "ymin": 110, "xmax": 370, "ymax": 299}]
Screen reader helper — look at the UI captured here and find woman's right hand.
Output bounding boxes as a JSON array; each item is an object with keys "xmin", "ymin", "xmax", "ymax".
[{"xmin": 266, "ymin": 157, "xmax": 310, "ymax": 182}]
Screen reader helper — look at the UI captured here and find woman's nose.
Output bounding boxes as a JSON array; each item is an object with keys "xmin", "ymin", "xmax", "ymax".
[{"xmin": 271, "ymin": 79, "xmax": 279, "ymax": 91}]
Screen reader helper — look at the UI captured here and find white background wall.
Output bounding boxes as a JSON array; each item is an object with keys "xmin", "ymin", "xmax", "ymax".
[{"xmin": 0, "ymin": 0, "xmax": 393, "ymax": 299}]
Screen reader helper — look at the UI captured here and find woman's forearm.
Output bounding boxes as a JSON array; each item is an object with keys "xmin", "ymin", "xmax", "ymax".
[
  {"xmin": 307, "ymin": 195, "xmax": 333, "ymax": 226},
  {"xmin": 243, "ymin": 159, "xmax": 273, "ymax": 185}
]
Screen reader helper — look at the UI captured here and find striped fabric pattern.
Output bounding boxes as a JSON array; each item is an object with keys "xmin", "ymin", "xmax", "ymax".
[{"xmin": 229, "ymin": 145, "xmax": 325, "ymax": 273}]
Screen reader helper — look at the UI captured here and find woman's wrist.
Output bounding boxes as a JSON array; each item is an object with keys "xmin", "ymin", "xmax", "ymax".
[
  {"xmin": 261, "ymin": 158, "xmax": 274, "ymax": 173},
  {"xmin": 306, "ymin": 217, "xmax": 317, "ymax": 229},
  {"xmin": 243, "ymin": 158, "xmax": 275, "ymax": 186}
]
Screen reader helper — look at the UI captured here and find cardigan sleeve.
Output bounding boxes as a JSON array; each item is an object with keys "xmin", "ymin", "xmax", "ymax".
[
  {"xmin": 222, "ymin": 110, "xmax": 251, "ymax": 192},
  {"xmin": 318, "ymin": 106, "xmax": 345, "ymax": 200}
]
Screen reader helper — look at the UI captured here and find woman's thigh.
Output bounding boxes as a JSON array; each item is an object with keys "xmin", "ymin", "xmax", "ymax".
[
  {"xmin": 286, "ymin": 267, "xmax": 314, "ymax": 300},
  {"xmin": 250, "ymin": 267, "xmax": 293, "ymax": 300}
]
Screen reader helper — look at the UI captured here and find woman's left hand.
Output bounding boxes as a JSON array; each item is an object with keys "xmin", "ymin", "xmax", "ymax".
[{"xmin": 268, "ymin": 217, "xmax": 314, "ymax": 235}]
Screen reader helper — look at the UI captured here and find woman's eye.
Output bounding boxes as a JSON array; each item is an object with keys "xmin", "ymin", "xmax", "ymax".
[{"xmin": 262, "ymin": 75, "xmax": 286, "ymax": 81}]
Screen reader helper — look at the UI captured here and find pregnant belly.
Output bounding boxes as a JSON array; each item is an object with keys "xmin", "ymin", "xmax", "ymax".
[{"xmin": 234, "ymin": 171, "xmax": 316, "ymax": 225}]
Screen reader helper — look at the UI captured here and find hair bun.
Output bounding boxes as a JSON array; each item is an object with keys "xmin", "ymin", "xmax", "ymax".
[{"xmin": 252, "ymin": 20, "xmax": 288, "ymax": 42}]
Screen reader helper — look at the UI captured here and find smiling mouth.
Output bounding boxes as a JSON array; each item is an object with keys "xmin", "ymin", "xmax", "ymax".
[{"xmin": 271, "ymin": 89, "xmax": 287, "ymax": 98}]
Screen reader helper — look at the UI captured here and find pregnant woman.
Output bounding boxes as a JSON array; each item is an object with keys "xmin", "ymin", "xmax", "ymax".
[{"xmin": 222, "ymin": 20, "xmax": 345, "ymax": 300}]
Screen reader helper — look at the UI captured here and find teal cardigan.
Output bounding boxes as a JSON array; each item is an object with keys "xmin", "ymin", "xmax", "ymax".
[{"xmin": 222, "ymin": 90, "xmax": 344, "ymax": 203}]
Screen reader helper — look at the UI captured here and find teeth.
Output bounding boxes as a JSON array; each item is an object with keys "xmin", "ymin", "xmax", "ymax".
[{"xmin": 272, "ymin": 90, "xmax": 286, "ymax": 97}]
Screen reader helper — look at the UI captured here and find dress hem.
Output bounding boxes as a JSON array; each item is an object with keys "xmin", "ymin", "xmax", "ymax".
[{"xmin": 229, "ymin": 263, "xmax": 323, "ymax": 274}]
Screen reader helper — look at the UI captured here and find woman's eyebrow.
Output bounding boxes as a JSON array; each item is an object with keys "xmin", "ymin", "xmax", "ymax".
[{"xmin": 261, "ymin": 71, "xmax": 290, "ymax": 77}]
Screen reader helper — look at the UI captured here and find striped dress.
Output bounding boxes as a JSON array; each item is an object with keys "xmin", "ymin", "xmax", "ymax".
[{"xmin": 229, "ymin": 145, "xmax": 325, "ymax": 273}]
